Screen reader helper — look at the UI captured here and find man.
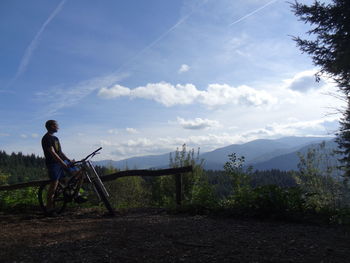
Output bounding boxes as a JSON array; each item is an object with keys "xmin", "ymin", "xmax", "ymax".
[{"xmin": 41, "ymin": 120, "xmax": 72, "ymax": 216}]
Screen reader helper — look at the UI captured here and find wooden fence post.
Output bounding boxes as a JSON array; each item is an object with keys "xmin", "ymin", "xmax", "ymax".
[{"xmin": 175, "ymin": 173, "xmax": 182, "ymax": 206}]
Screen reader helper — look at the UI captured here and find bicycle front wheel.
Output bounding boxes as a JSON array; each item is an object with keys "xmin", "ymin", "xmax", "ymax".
[
  {"xmin": 93, "ymin": 181, "xmax": 115, "ymax": 215},
  {"xmin": 38, "ymin": 182, "xmax": 67, "ymax": 214}
]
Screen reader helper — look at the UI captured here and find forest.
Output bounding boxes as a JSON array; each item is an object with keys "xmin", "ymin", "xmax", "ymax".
[{"xmin": 1, "ymin": 142, "xmax": 350, "ymax": 224}]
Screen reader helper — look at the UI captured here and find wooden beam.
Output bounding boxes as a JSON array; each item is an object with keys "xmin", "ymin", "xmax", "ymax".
[
  {"xmin": 0, "ymin": 180, "xmax": 50, "ymax": 191},
  {"xmin": 101, "ymin": 166, "xmax": 193, "ymax": 182},
  {"xmin": 175, "ymin": 173, "xmax": 182, "ymax": 206},
  {"xmin": 0, "ymin": 166, "xmax": 193, "ymax": 191}
]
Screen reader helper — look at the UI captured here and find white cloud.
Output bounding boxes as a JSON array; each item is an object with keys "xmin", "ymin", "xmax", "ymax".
[
  {"xmin": 132, "ymin": 82, "xmax": 199, "ymax": 106},
  {"xmin": 243, "ymin": 117, "xmax": 339, "ymax": 139},
  {"xmin": 126, "ymin": 127, "xmax": 138, "ymax": 134},
  {"xmin": 107, "ymin": 129, "xmax": 119, "ymax": 135},
  {"xmin": 98, "ymin": 84, "xmax": 130, "ymax": 99},
  {"xmin": 178, "ymin": 64, "xmax": 190, "ymax": 73},
  {"xmin": 101, "ymin": 137, "xmax": 155, "ymax": 156},
  {"xmin": 98, "ymin": 82, "xmax": 199, "ymax": 106},
  {"xmin": 285, "ymin": 70, "xmax": 324, "ymax": 92},
  {"xmin": 18, "ymin": 133, "xmax": 39, "ymax": 139},
  {"xmin": 107, "ymin": 128, "xmax": 138, "ymax": 135},
  {"xmin": 98, "ymin": 82, "xmax": 277, "ymax": 107},
  {"xmin": 176, "ymin": 117, "xmax": 220, "ymax": 130},
  {"xmin": 199, "ymin": 84, "xmax": 277, "ymax": 106},
  {"xmin": 0, "ymin": 133, "xmax": 10, "ymax": 137}
]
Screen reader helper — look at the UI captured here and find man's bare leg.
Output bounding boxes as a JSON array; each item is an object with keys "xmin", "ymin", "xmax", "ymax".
[{"xmin": 47, "ymin": 180, "xmax": 59, "ymax": 211}]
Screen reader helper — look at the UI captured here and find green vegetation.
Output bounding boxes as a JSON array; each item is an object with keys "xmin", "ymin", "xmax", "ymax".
[
  {"xmin": 1, "ymin": 143, "xmax": 350, "ymax": 224},
  {"xmin": 0, "ymin": 151, "xmax": 46, "ymax": 211},
  {"xmin": 0, "ymin": 150, "xmax": 46, "ymax": 184},
  {"xmin": 220, "ymin": 143, "xmax": 350, "ymax": 224}
]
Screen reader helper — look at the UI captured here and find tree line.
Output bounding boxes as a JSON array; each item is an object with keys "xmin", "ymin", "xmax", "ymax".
[
  {"xmin": 1, "ymin": 143, "xmax": 350, "ymax": 224},
  {"xmin": 0, "ymin": 150, "xmax": 46, "ymax": 185}
]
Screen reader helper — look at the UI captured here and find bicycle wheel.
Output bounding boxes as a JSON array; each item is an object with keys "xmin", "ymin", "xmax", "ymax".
[
  {"xmin": 64, "ymin": 175, "xmax": 81, "ymax": 201},
  {"xmin": 38, "ymin": 182, "xmax": 67, "ymax": 214},
  {"xmin": 93, "ymin": 180, "xmax": 115, "ymax": 215}
]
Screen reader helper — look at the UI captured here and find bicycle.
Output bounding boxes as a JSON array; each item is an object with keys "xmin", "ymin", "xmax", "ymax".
[{"xmin": 38, "ymin": 147, "xmax": 115, "ymax": 215}]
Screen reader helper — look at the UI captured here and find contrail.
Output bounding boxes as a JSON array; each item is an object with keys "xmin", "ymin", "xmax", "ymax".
[
  {"xmin": 8, "ymin": 0, "xmax": 67, "ymax": 88},
  {"xmin": 229, "ymin": 0, "xmax": 279, "ymax": 27},
  {"xmin": 114, "ymin": 0, "xmax": 209, "ymax": 73}
]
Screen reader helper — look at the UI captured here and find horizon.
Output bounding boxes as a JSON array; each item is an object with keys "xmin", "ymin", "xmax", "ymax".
[
  {"xmin": 96, "ymin": 135, "xmax": 337, "ymax": 161},
  {"xmin": 0, "ymin": 135, "xmax": 336, "ymax": 162},
  {"xmin": 0, "ymin": 0, "xmax": 342, "ymax": 162}
]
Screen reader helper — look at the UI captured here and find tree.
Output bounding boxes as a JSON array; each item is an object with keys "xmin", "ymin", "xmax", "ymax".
[
  {"xmin": 157, "ymin": 144, "xmax": 207, "ymax": 206},
  {"xmin": 337, "ymin": 101, "xmax": 350, "ymax": 176},
  {"xmin": 296, "ymin": 142, "xmax": 342, "ymax": 210},
  {"xmin": 223, "ymin": 153, "xmax": 251, "ymax": 195},
  {"xmin": 291, "ymin": 0, "xmax": 350, "ymax": 176}
]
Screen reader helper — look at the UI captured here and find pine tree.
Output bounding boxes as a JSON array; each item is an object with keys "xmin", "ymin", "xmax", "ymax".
[
  {"xmin": 291, "ymin": 0, "xmax": 350, "ymax": 176},
  {"xmin": 336, "ymin": 100, "xmax": 350, "ymax": 176}
]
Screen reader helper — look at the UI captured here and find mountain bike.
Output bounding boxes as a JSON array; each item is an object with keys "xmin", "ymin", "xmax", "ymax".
[{"xmin": 38, "ymin": 147, "xmax": 115, "ymax": 215}]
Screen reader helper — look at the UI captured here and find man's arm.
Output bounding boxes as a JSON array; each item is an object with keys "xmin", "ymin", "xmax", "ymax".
[
  {"xmin": 60, "ymin": 152, "xmax": 71, "ymax": 163},
  {"xmin": 48, "ymin": 146, "xmax": 68, "ymax": 168}
]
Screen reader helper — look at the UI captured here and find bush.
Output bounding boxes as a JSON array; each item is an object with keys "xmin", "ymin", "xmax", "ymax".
[
  {"xmin": 0, "ymin": 187, "xmax": 38, "ymax": 211},
  {"xmin": 106, "ymin": 176, "xmax": 150, "ymax": 209}
]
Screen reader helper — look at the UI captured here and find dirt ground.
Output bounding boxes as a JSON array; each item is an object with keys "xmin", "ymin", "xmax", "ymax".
[{"xmin": 0, "ymin": 208, "xmax": 350, "ymax": 263}]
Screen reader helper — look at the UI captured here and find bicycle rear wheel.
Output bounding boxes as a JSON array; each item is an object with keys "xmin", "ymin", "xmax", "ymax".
[
  {"xmin": 93, "ymin": 180, "xmax": 115, "ymax": 215},
  {"xmin": 64, "ymin": 175, "xmax": 81, "ymax": 201},
  {"xmin": 38, "ymin": 182, "xmax": 67, "ymax": 214}
]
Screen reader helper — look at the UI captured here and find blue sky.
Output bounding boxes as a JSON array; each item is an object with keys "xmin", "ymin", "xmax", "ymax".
[{"xmin": 0, "ymin": 0, "xmax": 342, "ymax": 161}]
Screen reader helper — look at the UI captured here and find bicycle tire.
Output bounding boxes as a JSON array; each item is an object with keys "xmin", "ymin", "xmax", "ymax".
[
  {"xmin": 38, "ymin": 182, "xmax": 67, "ymax": 214},
  {"xmin": 64, "ymin": 175, "xmax": 81, "ymax": 201},
  {"xmin": 93, "ymin": 180, "xmax": 115, "ymax": 215}
]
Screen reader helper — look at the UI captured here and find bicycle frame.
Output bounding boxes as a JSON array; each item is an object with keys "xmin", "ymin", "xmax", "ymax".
[
  {"xmin": 71, "ymin": 147, "xmax": 114, "ymax": 215},
  {"xmin": 80, "ymin": 160, "xmax": 110, "ymax": 200},
  {"xmin": 38, "ymin": 147, "xmax": 115, "ymax": 215}
]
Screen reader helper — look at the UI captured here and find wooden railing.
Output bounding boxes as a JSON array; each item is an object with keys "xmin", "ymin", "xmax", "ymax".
[{"xmin": 0, "ymin": 166, "xmax": 193, "ymax": 205}]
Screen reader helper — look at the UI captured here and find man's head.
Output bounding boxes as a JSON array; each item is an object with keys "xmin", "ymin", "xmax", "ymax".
[{"xmin": 45, "ymin": 120, "xmax": 58, "ymax": 133}]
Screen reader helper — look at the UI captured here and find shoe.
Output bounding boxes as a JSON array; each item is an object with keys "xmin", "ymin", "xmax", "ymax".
[{"xmin": 74, "ymin": 195, "xmax": 88, "ymax": 204}]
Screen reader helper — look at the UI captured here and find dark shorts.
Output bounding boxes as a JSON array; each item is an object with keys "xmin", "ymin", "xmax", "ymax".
[{"xmin": 47, "ymin": 163, "xmax": 65, "ymax": 181}]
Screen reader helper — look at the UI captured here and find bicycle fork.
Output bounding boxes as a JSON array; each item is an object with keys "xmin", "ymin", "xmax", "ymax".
[{"xmin": 84, "ymin": 161, "xmax": 110, "ymax": 200}]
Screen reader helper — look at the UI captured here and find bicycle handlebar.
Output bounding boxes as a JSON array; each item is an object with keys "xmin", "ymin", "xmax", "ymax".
[{"xmin": 73, "ymin": 147, "xmax": 102, "ymax": 165}]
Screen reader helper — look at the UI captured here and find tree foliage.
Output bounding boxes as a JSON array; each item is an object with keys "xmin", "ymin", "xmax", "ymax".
[
  {"xmin": 0, "ymin": 150, "xmax": 46, "ymax": 184},
  {"xmin": 291, "ymin": 0, "xmax": 350, "ymax": 176},
  {"xmin": 291, "ymin": 0, "xmax": 350, "ymax": 91},
  {"xmin": 336, "ymin": 101, "xmax": 350, "ymax": 176},
  {"xmin": 296, "ymin": 142, "xmax": 343, "ymax": 211},
  {"xmin": 159, "ymin": 144, "xmax": 208, "ymax": 206}
]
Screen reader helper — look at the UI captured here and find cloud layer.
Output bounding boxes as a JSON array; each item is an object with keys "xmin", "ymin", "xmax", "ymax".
[
  {"xmin": 98, "ymin": 82, "xmax": 277, "ymax": 107},
  {"xmin": 97, "ymin": 117, "xmax": 338, "ymax": 160},
  {"xmin": 176, "ymin": 117, "xmax": 220, "ymax": 130}
]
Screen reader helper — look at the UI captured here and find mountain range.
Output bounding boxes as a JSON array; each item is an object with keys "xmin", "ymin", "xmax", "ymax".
[{"xmin": 95, "ymin": 136, "xmax": 337, "ymax": 171}]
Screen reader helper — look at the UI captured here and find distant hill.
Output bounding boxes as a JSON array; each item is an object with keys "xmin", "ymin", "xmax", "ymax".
[
  {"xmin": 94, "ymin": 136, "xmax": 336, "ymax": 171},
  {"xmin": 96, "ymin": 152, "xmax": 170, "ymax": 170},
  {"xmin": 252, "ymin": 139, "xmax": 338, "ymax": 171}
]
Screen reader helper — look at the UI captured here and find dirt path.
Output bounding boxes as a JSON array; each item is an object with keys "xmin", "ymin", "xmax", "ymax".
[{"xmin": 1, "ymin": 208, "xmax": 349, "ymax": 262}]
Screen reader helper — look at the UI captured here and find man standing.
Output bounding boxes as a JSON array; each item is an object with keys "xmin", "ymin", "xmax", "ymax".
[{"xmin": 41, "ymin": 120, "xmax": 71, "ymax": 216}]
